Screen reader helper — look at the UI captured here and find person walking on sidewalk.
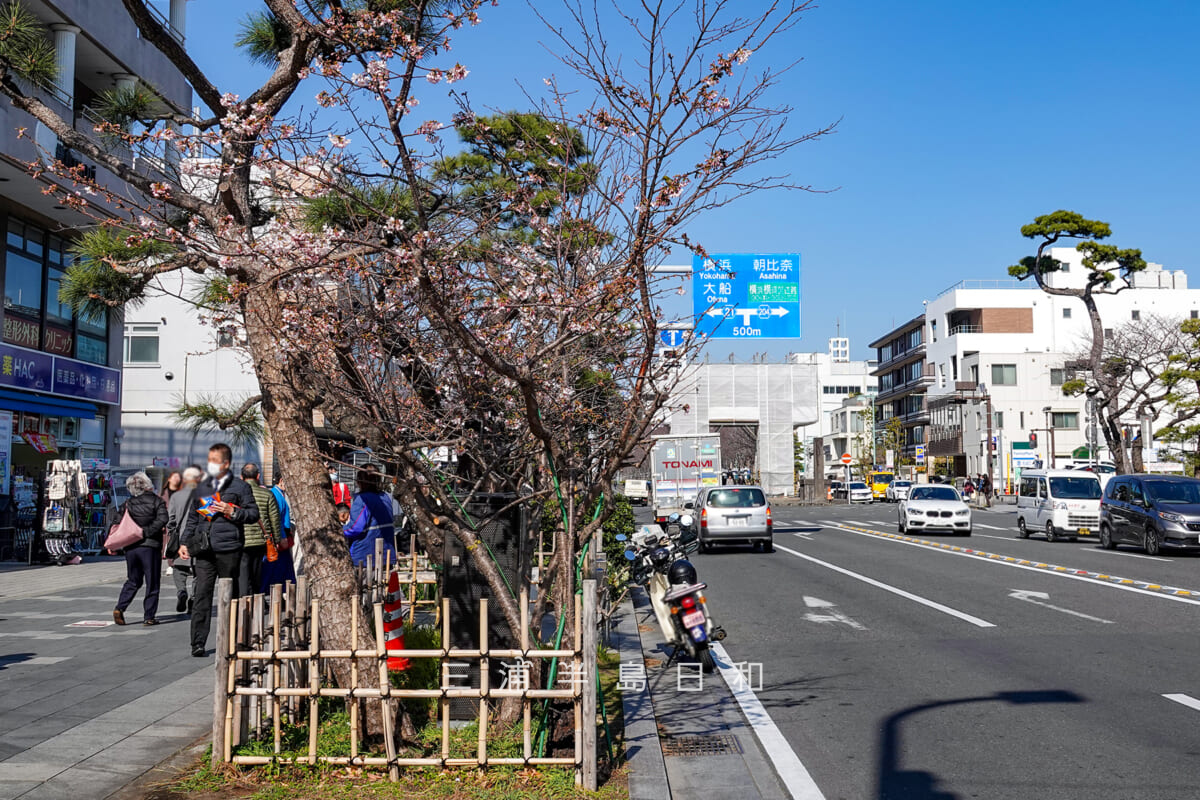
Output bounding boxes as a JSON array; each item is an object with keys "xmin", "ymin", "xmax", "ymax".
[
  {"xmin": 179, "ymin": 443, "xmax": 260, "ymax": 658},
  {"xmin": 240, "ymin": 463, "xmax": 281, "ymax": 595},
  {"xmin": 166, "ymin": 465, "xmax": 204, "ymax": 614},
  {"xmin": 113, "ymin": 473, "xmax": 169, "ymax": 627},
  {"xmin": 979, "ymin": 473, "xmax": 992, "ymax": 508}
]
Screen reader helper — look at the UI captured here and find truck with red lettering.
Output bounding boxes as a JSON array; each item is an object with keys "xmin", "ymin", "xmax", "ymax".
[{"xmin": 650, "ymin": 434, "xmax": 723, "ymax": 526}]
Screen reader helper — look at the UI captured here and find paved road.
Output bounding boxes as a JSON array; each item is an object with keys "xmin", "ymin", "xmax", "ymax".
[
  {"xmin": 651, "ymin": 503, "xmax": 1200, "ymax": 800},
  {"xmin": 0, "ymin": 559, "xmax": 212, "ymax": 800}
]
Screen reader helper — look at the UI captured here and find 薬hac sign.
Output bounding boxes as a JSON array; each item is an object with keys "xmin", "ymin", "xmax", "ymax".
[{"xmin": 0, "ymin": 342, "xmax": 120, "ymax": 405}]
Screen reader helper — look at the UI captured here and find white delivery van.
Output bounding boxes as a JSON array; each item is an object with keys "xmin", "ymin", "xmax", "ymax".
[{"xmin": 1016, "ymin": 469, "xmax": 1103, "ymax": 542}]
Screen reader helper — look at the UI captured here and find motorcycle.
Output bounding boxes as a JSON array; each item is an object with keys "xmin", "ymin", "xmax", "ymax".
[{"xmin": 619, "ymin": 517, "xmax": 725, "ymax": 672}]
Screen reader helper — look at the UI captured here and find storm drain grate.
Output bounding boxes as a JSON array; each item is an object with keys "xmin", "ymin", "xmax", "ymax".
[{"xmin": 661, "ymin": 734, "xmax": 742, "ymax": 757}]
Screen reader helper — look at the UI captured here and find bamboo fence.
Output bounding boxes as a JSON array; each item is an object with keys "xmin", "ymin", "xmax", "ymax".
[{"xmin": 210, "ymin": 563, "xmax": 598, "ymax": 786}]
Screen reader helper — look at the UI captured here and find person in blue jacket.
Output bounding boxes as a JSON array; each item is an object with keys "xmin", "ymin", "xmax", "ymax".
[{"xmin": 342, "ymin": 467, "xmax": 396, "ymax": 566}]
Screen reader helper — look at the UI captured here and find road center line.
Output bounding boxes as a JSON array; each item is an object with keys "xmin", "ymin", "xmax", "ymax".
[
  {"xmin": 711, "ymin": 642, "xmax": 828, "ymax": 800},
  {"xmin": 774, "ymin": 544, "xmax": 995, "ymax": 628},
  {"xmin": 1163, "ymin": 693, "xmax": 1200, "ymax": 713},
  {"xmin": 828, "ymin": 524, "xmax": 1200, "ymax": 606}
]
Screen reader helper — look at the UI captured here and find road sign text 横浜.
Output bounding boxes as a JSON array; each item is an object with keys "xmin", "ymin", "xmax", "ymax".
[{"xmin": 692, "ymin": 252, "xmax": 802, "ymax": 340}]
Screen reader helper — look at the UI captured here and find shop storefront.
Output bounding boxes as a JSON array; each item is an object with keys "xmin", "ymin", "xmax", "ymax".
[{"xmin": 0, "ymin": 342, "xmax": 120, "ymax": 488}]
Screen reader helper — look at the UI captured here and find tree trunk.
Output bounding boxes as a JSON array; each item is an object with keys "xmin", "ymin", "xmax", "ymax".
[{"xmin": 241, "ymin": 286, "xmax": 386, "ymax": 739}]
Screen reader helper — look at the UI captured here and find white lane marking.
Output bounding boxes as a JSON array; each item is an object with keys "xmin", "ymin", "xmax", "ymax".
[
  {"xmin": 1079, "ymin": 548, "xmax": 1172, "ymax": 563},
  {"xmin": 869, "ymin": 520, "xmax": 889, "ymax": 527},
  {"xmin": 1163, "ymin": 693, "xmax": 1200, "ymax": 713},
  {"xmin": 802, "ymin": 596, "xmax": 866, "ymax": 630},
  {"xmin": 1008, "ymin": 589, "xmax": 1114, "ymax": 624},
  {"xmin": 978, "ymin": 524, "xmax": 1008, "ymax": 531},
  {"xmin": 712, "ymin": 642, "xmax": 828, "ymax": 800},
  {"xmin": 830, "ymin": 524, "xmax": 1200, "ymax": 607},
  {"xmin": 975, "ymin": 534, "xmax": 1012, "ymax": 541},
  {"xmin": 775, "ymin": 544, "xmax": 995, "ymax": 628}
]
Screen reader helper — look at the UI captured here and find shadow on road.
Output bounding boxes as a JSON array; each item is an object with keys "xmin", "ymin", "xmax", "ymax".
[
  {"xmin": 877, "ymin": 690, "xmax": 1084, "ymax": 800},
  {"xmin": 0, "ymin": 652, "xmax": 34, "ymax": 670}
]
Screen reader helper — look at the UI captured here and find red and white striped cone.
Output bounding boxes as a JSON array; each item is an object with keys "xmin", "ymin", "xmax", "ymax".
[{"xmin": 383, "ymin": 571, "xmax": 410, "ymax": 672}]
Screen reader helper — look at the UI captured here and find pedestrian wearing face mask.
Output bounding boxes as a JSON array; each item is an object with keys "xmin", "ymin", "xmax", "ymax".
[{"xmin": 178, "ymin": 442, "xmax": 260, "ymax": 658}]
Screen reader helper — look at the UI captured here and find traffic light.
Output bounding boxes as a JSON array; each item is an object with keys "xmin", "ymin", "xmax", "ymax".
[{"xmin": 1029, "ymin": 432, "xmax": 1038, "ymax": 447}]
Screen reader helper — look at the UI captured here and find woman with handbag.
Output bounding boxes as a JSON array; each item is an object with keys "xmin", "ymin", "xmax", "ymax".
[{"xmin": 112, "ymin": 472, "xmax": 169, "ymax": 626}]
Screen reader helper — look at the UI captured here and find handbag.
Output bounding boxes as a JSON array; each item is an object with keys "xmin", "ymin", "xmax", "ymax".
[
  {"xmin": 257, "ymin": 518, "xmax": 280, "ymax": 562},
  {"xmin": 104, "ymin": 509, "xmax": 145, "ymax": 551}
]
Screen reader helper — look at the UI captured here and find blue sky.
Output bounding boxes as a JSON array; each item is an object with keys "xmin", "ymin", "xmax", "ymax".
[{"xmin": 186, "ymin": 1, "xmax": 1200, "ymax": 360}]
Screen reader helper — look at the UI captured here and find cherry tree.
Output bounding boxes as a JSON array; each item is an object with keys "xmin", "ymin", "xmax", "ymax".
[{"xmin": 0, "ymin": 0, "xmax": 833, "ymax": 739}]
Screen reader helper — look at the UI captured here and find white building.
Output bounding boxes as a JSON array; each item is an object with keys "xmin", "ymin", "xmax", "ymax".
[
  {"xmin": 788, "ymin": 337, "xmax": 877, "ymax": 470},
  {"xmin": 921, "ymin": 248, "xmax": 1200, "ymax": 489},
  {"xmin": 827, "ymin": 394, "xmax": 872, "ymax": 475},
  {"xmin": 119, "ymin": 273, "xmax": 262, "ymax": 469},
  {"xmin": 660, "ymin": 361, "xmax": 820, "ymax": 495}
]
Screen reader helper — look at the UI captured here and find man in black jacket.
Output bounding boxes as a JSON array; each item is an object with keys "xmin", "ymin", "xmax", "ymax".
[{"xmin": 179, "ymin": 442, "xmax": 260, "ymax": 657}]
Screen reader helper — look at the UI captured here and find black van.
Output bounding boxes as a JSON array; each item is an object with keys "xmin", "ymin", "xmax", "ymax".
[{"xmin": 1099, "ymin": 474, "xmax": 1200, "ymax": 555}]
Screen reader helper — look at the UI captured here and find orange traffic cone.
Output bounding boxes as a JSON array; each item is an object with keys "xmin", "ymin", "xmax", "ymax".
[{"xmin": 383, "ymin": 571, "xmax": 410, "ymax": 672}]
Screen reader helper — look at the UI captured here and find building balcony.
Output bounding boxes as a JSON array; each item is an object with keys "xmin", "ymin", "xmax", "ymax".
[{"xmin": 872, "ymin": 343, "xmax": 926, "ymax": 375}]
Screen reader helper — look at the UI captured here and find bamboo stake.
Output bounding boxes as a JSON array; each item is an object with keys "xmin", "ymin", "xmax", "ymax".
[
  {"xmin": 374, "ymin": 602, "xmax": 399, "ymax": 782},
  {"xmin": 478, "ymin": 597, "xmax": 488, "ymax": 766},
  {"xmin": 574, "ymin": 592, "xmax": 583, "ymax": 787},
  {"xmin": 212, "ymin": 577, "xmax": 233, "ymax": 768},
  {"xmin": 521, "ymin": 588, "xmax": 531, "ymax": 761},
  {"xmin": 251, "ymin": 593, "xmax": 263, "ymax": 742},
  {"xmin": 350, "ymin": 592, "xmax": 359, "ymax": 762},
  {"xmin": 224, "ymin": 593, "xmax": 239, "ymax": 763},
  {"xmin": 231, "ymin": 597, "xmax": 246, "ymax": 747},
  {"xmin": 308, "ymin": 597, "xmax": 319, "ymax": 765},
  {"xmin": 271, "ymin": 583, "xmax": 282, "ymax": 754},
  {"xmin": 441, "ymin": 597, "xmax": 451, "ymax": 760}
]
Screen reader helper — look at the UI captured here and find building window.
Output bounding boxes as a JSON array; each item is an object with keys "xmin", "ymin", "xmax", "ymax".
[
  {"xmin": 1050, "ymin": 368, "xmax": 1064, "ymax": 386},
  {"xmin": 77, "ymin": 309, "xmax": 109, "ymax": 366},
  {"xmin": 1020, "ymin": 411, "xmax": 1024, "ymax": 429},
  {"xmin": 1192, "ymin": 310, "xmax": 1198, "ymax": 320},
  {"xmin": 1131, "ymin": 310, "xmax": 1140, "ymax": 321},
  {"xmin": 5, "ymin": 219, "xmax": 44, "ymax": 343},
  {"xmin": 991, "ymin": 364, "xmax": 1017, "ymax": 385},
  {"xmin": 1104, "ymin": 328, "xmax": 1113, "ymax": 338},
  {"xmin": 994, "ymin": 411, "xmax": 1004, "ymax": 429},
  {"xmin": 124, "ymin": 324, "xmax": 160, "ymax": 364},
  {"xmin": 1051, "ymin": 412, "xmax": 1079, "ymax": 430},
  {"xmin": 1062, "ymin": 307, "xmax": 1071, "ymax": 319}
]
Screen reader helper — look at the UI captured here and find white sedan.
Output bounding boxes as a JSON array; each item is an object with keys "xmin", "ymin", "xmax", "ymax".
[
  {"xmin": 847, "ymin": 481, "xmax": 874, "ymax": 503},
  {"xmin": 898, "ymin": 485, "xmax": 972, "ymax": 536},
  {"xmin": 885, "ymin": 479, "xmax": 913, "ymax": 502}
]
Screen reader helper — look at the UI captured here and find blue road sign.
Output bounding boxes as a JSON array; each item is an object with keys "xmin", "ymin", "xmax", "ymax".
[
  {"xmin": 659, "ymin": 329, "xmax": 687, "ymax": 348},
  {"xmin": 692, "ymin": 253, "xmax": 801, "ymax": 339}
]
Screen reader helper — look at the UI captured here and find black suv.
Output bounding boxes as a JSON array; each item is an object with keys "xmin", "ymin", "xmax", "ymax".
[{"xmin": 1099, "ymin": 474, "xmax": 1200, "ymax": 555}]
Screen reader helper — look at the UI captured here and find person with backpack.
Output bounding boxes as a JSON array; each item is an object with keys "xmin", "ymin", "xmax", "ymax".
[{"xmin": 112, "ymin": 472, "xmax": 169, "ymax": 626}]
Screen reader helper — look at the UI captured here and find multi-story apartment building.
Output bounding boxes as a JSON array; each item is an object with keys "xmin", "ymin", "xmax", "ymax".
[
  {"xmin": 917, "ymin": 248, "xmax": 1200, "ymax": 488},
  {"xmin": 869, "ymin": 314, "xmax": 930, "ymax": 463},
  {"xmin": 0, "ymin": 2, "xmax": 189, "ymax": 485}
]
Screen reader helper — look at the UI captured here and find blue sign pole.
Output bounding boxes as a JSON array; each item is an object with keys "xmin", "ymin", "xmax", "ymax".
[{"xmin": 692, "ymin": 253, "xmax": 801, "ymax": 340}]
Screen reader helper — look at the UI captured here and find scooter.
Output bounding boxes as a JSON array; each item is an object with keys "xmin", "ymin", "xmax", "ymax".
[{"xmin": 620, "ymin": 519, "xmax": 725, "ymax": 672}]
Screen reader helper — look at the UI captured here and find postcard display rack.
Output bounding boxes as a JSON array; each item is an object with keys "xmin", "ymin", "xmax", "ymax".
[
  {"xmin": 80, "ymin": 464, "xmax": 118, "ymax": 554},
  {"xmin": 42, "ymin": 460, "xmax": 89, "ymax": 563}
]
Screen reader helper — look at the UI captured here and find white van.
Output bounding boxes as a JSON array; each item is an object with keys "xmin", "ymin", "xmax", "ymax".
[{"xmin": 1016, "ymin": 469, "xmax": 1103, "ymax": 542}]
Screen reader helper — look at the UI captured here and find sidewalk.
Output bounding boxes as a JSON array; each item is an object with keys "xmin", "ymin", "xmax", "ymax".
[
  {"xmin": 0, "ymin": 558, "xmax": 213, "ymax": 800},
  {"xmin": 625, "ymin": 583, "xmax": 790, "ymax": 800}
]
